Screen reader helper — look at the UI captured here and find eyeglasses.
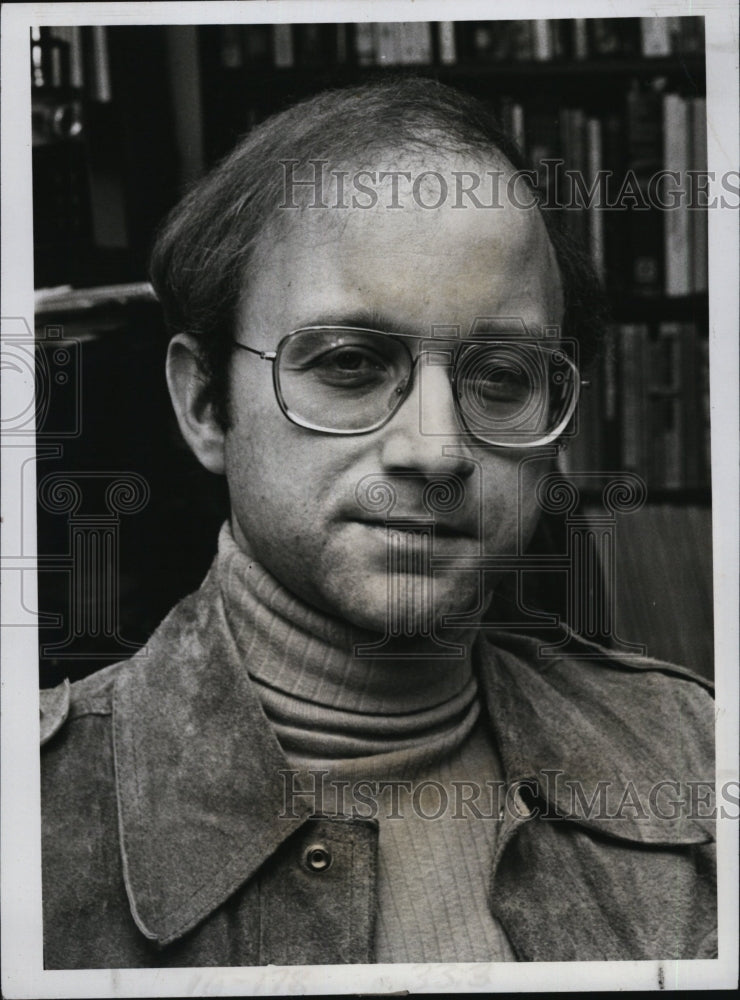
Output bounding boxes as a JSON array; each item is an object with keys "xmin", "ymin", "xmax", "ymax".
[{"xmin": 233, "ymin": 326, "xmax": 584, "ymax": 448}]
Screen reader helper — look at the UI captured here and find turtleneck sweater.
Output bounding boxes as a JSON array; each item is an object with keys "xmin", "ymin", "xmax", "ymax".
[{"xmin": 216, "ymin": 522, "xmax": 515, "ymax": 963}]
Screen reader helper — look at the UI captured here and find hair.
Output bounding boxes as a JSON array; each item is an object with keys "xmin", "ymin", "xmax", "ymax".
[{"xmin": 150, "ymin": 76, "xmax": 608, "ymax": 428}]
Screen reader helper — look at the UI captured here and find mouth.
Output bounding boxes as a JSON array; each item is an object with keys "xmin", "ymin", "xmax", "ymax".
[{"xmin": 352, "ymin": 518, "xmax": 477, "ymax": 541}]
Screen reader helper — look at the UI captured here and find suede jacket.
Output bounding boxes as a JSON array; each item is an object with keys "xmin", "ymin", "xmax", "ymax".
[{"xmin": 40, "ymin": 569, "xmax": 717, "ymax": 968}]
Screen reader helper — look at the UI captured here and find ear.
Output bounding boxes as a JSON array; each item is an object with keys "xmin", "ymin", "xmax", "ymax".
[{"xmin": 166, "ymin": 333, "xmax": 226, "ymax": 475}]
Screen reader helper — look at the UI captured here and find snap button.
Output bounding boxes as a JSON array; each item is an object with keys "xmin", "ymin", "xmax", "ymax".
[{"xmin": 304, "ymin": 843, "xmax": 332, "ymax": 873}]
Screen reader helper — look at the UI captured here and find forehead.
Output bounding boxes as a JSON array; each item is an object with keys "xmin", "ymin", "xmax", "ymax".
[{"xmin": 243, "ymin": 150, "xmax": 563, "ymax": 337}]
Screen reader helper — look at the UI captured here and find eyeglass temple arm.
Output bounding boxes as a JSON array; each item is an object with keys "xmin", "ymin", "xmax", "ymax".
[{"xmin": 233, "ymin": 342, "xmax": 277, "ymax": 361}]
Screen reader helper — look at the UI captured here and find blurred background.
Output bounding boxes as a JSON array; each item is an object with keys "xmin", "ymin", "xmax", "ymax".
[{"xmin": 31, "ymin": 18, "xmax": 713, "ymax": 685}]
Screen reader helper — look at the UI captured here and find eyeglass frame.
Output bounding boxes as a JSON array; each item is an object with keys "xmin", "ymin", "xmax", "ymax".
[{"xmin": 232, "ymin": 325, "xmax": 588, "ymax": 449}]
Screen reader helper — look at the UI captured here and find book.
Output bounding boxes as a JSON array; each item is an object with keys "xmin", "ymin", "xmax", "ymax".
[
  {"xmin": 586, "ymin": 117, "xmax": 605, "ymax": 282},
  {"xmin": 335, "ymin": 24, "xmax": 349, "ymax": 64},
  {"xmin": 242, "ymin": 25, "xmax": 272, "ymax": 68},
  {"xmin": 50, "ymin": 26, "xmax": 84, "ymax": 89},
  {"xmin": 560, "ymin": 107, "xmax": 587, "ymax": 245},
  {"xmin": 640, "ymin": 17, "xmax": 671, "ymax": 56},
  {"xmin": 90, "ymin": 26, "xmax": 112, "ymax": 102},
  {"xmin": 471, "ymin": 21, "xmax": 519, "ymax": 62},
  {"xmin": 666, "ymin": 17, "xmax": 683, "ymax": 53},
  {"xmin": 81, "ymin": 26, "xmax": 112, "ymax": 102},
  {"xmin": 619, "ymin": 324, "xmax": 649, "ymax": 473},
  {"xmin": 625, "ymin": 82, "xmax": 663, "ymax": 297},
  {"xmin": 549, "ymin": 21, "xmax": 566, "ymax": 60},
  {"xmin": 398, "ymin": 22, "xmax": 432, "ymax": 65},
  {"xmin": 500, "ymin": 97, "xmax": 526, "ymax": 154},
  {"xmin": 601, "ymin": 112, "xmax": 628, "ymax": 297},
  {"xmin": 572, "ymin": 19, "xmax": 588, "ymax": 60},
  {"xmin": 532, "ymin": 20, "xmax": 552, "ymax": 61},
  {"xmin": 46, "ymin": 30, "xmax": 70, "ymax": 88},
  {"xmin": 690, "ymin": 96, "xmax": 708, "ymax": 293},
  {"xmin": 663, "ymin": 93, "xmax": 691, "ymax": 296},
  {"xmin": 677, "ymin": 16, "xmax": 705, "ymax": 54},
  {"xmin": 590, "ymin": 18, "xmax": 624, "ymax": 57},
  {"xmin": 651, "ymin": 322, "xmax": 683, "ymax": 488},
  {"xmin": 31, "ymin": 27, "xmax": 45, "ymax": 88},
  {"xmin": 273, "ymin": 24, "xmax": 294, "ymax": 68},
  {"xmin": 510, "ymin": 102, "xmax": 526, "ymax": 154},
  {"xmin": 510, "ymin": 21, "xmax": 534, "ymax": 61},
  {"xmin": 438, "ymin": 21, "xmax": 456, "ymax": 64},
  {"xmin": 679, "ymin": 323, "xmax": 701, "ymax": 488},
  {"xmin": 220, "ymin": 25, "xmax": 243, "ymax": 69},
  {"xmin": 376, "ymin": 23, "xmax": 400, "ymax": 65},
  {"xmin": 355, "ymin": 22, "xmax": 376, "ymax": 66},
  {"xmin": 697, "ymin": 336, "xmax": 711, "ymax": 486},
  {"xmin": 526, "ymin": 100, "xmax": 561, "ymax": 207}
]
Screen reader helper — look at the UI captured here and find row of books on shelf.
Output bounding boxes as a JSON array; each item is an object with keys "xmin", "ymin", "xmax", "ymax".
[
  {"xmin": 219, "ymin": 17, "xmax": 705, "ymax": 71},
  {"xmin": 568, "ymin": 322, "xmax": 709, "ymax": 491},
  {"xmin": 463, "ymin": 17, "xmax": 704, "ymax": 63},
  {"xmin": 499, "ymin": 86, "xmax": 707, "ymax": 299},
  {"xmin": 219, "ymin": 22, "xmax": 446, "ymax": 69},
  {"xmin": 31, "ymin": 25, "xmax": 111, "ymax": 100}
]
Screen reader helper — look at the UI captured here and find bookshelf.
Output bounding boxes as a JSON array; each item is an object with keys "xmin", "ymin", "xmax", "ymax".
[
  {"xmin": 31, "ymin": 26, "xmax": 178, "ymax": 287},
  {"xmin": 31, "ymin": 17, "xmax": 713, "ymax": 682}
]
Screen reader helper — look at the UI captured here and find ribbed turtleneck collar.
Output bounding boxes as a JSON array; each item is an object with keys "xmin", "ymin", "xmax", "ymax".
[{"xmin": 215, "ymin": 522, "xmax": 481, "ymax": 760}]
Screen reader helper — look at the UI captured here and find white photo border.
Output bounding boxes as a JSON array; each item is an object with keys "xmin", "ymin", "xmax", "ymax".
[{"xmin": 2, "ymin": 0, "xmax": 737, "ymax": 995}]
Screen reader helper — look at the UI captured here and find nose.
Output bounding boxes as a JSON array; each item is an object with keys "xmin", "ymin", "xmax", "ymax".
[{"xmin": 378, "ymin": 352, "xmax": 475, "ymax": 478}]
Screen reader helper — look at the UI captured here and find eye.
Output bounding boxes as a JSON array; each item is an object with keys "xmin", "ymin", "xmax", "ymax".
[
  {"xmin": 477, "ymin": 366, "xmax": 531, "ymax": 402},
  {"xmin": 308, "ymin": 345, "xmax": 391, "ymax": 387},
  {"xmin": 322, "ymin": 347, "xmax": 384, "ymax": 372},
  {"xmin": 458, "ymin": 360, "xmax": 532, "ymax": 405}
]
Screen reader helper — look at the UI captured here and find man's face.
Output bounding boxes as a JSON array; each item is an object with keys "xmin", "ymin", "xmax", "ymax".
[{"xmin": 224, "ymin": 154, "xmax": 563, "ymax": 634}]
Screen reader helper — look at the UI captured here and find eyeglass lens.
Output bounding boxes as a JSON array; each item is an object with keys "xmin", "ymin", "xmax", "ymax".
[{"xmin": 275, "ymin": 328, "xmax": 577, "ymax": 445}]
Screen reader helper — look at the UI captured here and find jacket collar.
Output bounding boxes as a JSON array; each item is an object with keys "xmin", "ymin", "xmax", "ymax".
[
  {"xmin": 113, "ymin": 562, "xmax": 312, "ymax": 947},
  {"xmin": 113, "ymin": 569, "xmax": 713, "ymax": 947},
  {"xmin": 477, "ymin": 629, "xmax": 714, "ymax": 846}
]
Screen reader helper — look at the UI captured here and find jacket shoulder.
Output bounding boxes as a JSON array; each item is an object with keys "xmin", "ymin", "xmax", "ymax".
[
  {"xmin": 483, "ymin": 626, "xmax": 714, "ymax": 695},
  {"xmin": 39, "ymin": 575, "xmax": 219, "ymax": 748},
  {"xmin": 482, "ymin": 627, "xmax": 716, "ymax": 776},
  {"xmin": 39, "ymin": 680, "xmax": 71, "ymax": 746},
  {"xmin": 39, "ymin": 658, "xmax": 134, "ymax": 746}
]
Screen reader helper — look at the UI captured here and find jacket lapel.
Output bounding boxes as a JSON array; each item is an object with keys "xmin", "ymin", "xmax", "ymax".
[{"xmin": 113, "ymin": 564, "xmax": 311, "ymax": 947}]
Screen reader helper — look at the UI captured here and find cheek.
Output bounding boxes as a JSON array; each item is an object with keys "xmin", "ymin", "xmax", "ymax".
[
  {"xmin": 223, "ymin": 408, "xmax": 348, "ymax": 542},
  {"xmin": 480, "ymin": 454, "xmax": 549, "ymax": 550}
]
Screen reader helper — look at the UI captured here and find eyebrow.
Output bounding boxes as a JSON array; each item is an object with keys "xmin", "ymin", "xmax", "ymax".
[
  {"xmin": 297, "ymin": 310, "xmax": 425, "ymax": 339},
  {"xmin": 297, "ymin": 311, "xmax": 544, "ymax": 341}
]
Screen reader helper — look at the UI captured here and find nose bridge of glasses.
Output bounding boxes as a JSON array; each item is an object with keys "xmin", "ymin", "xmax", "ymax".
[{"xmin": 398, "ymin": 345, "xmax": 463, "ymax": 435}]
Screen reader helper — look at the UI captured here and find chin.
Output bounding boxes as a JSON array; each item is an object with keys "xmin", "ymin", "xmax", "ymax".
[{"xmin": 328, "ymin": 570, "xmax": 483, "ymax": 637}]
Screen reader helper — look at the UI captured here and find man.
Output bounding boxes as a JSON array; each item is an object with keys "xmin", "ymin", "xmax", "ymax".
[{"xmin": 40, "ymin": 78, "xmax": 716, "ymax": 967}]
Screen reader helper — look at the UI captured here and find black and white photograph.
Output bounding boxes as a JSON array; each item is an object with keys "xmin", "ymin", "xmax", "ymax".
[{"xmin": 1, "ymin": 0, "xmax": 738, "ymax": 995}]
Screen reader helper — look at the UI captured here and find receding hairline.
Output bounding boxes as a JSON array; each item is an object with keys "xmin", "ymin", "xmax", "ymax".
[{"xmin": 243, "ymin": 140, "xmax": 563, "ymax": 321}]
